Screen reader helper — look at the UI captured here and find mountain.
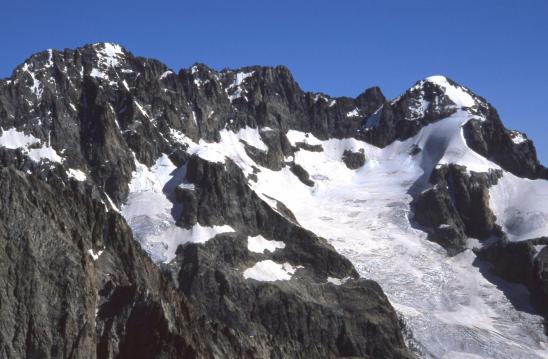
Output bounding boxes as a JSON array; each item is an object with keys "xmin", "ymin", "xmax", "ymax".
[{"xmin": 0, "ymin": 42, "xmax": 547, "ymax": 358}]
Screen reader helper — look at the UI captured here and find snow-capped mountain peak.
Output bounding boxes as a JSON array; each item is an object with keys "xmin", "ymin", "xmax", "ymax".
[{"xmin": 1, "ymin": 43, "xmax": 547, "ymax": 359}]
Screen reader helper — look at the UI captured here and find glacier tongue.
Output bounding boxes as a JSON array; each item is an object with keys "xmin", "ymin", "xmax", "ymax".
[{"xmin": 248, "ymin": 113, "xmax": 548, "ymax": 358}]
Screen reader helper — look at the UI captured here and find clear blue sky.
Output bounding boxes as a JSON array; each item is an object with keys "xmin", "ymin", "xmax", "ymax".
[{"xmin": 2, "ymin": 0, "xmax": 547, "ymax": 163}]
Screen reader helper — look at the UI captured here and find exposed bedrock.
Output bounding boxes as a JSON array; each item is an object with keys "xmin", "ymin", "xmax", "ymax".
[
  {"xmin": 0, "ymin": 167, "xmax": 295, "ymax": 359},
  {"xmin": 463, "ymin": 105, "xmax": 548, "ymax": 180},
  {"xmin": 172, "ymin": 234, "xmax": 413, "ymax": 358},
  {"xmin": 342, "ymin": 149, "xmax": 366, "ymax": 169},
  {"xmin": 412, "ymin": 164, "xmax": 502, "ymax": 255}
]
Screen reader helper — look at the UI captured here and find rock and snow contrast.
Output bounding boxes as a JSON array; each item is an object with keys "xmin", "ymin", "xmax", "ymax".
[{"xmin": 0, "ymin": 43, "xmax": 547, "ymax": 358}]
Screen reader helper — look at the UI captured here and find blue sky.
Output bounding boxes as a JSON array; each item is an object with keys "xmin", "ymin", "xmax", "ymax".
[{"xmin": 1, "ymin": 0, "xmax": 547, "ymax": 162}]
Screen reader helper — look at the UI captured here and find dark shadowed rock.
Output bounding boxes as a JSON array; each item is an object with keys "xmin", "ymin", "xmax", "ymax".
[
  {"xmin": 173, "ymin": 233, "xmax": 413, "ymax": 359},
  {"xmin": 412, "ymin": 164, "xmax": 502, "ymax": 255},
  {"xmin": 290, "ymin": 163, "xmax": 315, "ymax": 187},
  {"xmin": 342, "ymin": 149, "xmax": 366, "ymax": 169},
  {"xmin": 295, "ymin": 141, "xmax": 324, "ymax": 152},
  {"xmin": 463, "ymin": 106, "xmax": 548, "ymax": 180}
]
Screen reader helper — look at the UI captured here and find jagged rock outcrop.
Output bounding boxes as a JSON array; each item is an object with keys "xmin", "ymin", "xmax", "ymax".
[
  {"xmin": 342, "ymin": 149, "xmax": 366, "ymax": 169},
  {"xmin": 412, "ymin": 164, "xmax": 503, "ymax": 255},
  {"xmin": 463, "ymin": 105, "xmax": 548, "ymax": 180}
]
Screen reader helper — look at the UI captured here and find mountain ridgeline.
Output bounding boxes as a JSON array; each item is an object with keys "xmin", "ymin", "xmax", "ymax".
[{"xmin": 0, "ymin": 43, "xmax": 547, "ymax": 358}]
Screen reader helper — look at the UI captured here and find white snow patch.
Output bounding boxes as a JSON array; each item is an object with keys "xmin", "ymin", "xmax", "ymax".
[
  {"xmin": 90, "ymin": 68, "xmax": 107, "ymax": 79},
  {"xmin": 67, "ymin": 168, "xmax": 87, "ymax": 181},
  {"xmin": 408, "ymin": 97, "xmax": 430, "ymax": 121},
  {"xmin": 127, "ymin": 153, "xmax": 174, "ymax": 193},
  {"xmin": 89, "ymin": 43, "xmax": 125, "ymax": 80},
  {"xmin": 159, "ymin": 70, "xmax": 173, "ymax": 80},
  {"xmin": 326, "ymin": 277, "xmax": 349, "ymax": 285},
  {"xmin": 28, "ymin": 146, "xmax": 63, "ymax": 163},
  {"xmin": 346, "ymin": 108, "xmax": 360, "ymax": 117},
  {"xmin": 88, "ymin": 249, "xmax": 104, "ymax": 261},
  {"xmin": 243, "ymin": 260, "xmax": 299, "ymax": 281},
  {"xmin": 285, "ymin": 130, "xmax": 323, "ymax": 147},
  {"xmin": 441, "ymin": 352, "xmax": 490, "ymax": 359},
  {"xmin": 510, "ymin": 131, "xmax": 527, "ymax": 145},
  {"xmin": 133, "ymin": 100, "xmax": 150, "ymax": 118},
  {"xmin": 178, "ymin": 182, "xmax": 195, "ymax": 191},
  {"xmin": 168, "ymin": 126, "xmax": 269, "ymax": 171},
  {"xmin": 0, "ymin": 127, "xmax": 40, "ymax": 149},
  {"xmin": 392, "ymin": 302, "xmax": 422, "ymax": 317},
  {"xmin": 234, "ymin": 127, "xmax": 268, "ymax": 151},
  {"xmin": 46, "ymin": 49, "xmax": 53, "ymax": 67},
  {"xmin": 0, "ymin": 127, "xmax": 63, "ymax": 163},
  {"xmin": 99, "ymin": 43, "xmax": 124, "ymax": 66},
  {"xmin": 424, "ymin": 111, "xmax": 499, "ymax": 173},
  {"xmin": 104, "ymin": 194, "xmax": 120, "ymax": 213},
  {"xmin": 193, "ymin": 78, "xmax": 205, "ymax": 87},
  {"xmin": 247, "ymin": 235, "xmax": 285, "ymax": 253}
]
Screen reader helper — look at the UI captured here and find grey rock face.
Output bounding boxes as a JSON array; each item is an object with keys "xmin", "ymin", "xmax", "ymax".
[
  {"xmin": 289, "ymin": 163, "xmax": 315, "ymax": 187},
  {"xmin": 173, "ymin": 234, "xmax": 412, "ymax": 358},
  {"xmin": 412, "ymin": 164, "xmax": 502, "ymax": 255},
  {"xmin": 342, "ymin": 149, "xmax": 366, "ymax": 169},
  {"xmin": 463, "ymin": 106, "xmax": 548, "ymax": 180},
  {"xmin": 534, "ymin": 245, "xmax": 548, "ymax": 327},
  {"xmin": 0, "ymin": 167, "xmax": 301, "ymax": 359}
]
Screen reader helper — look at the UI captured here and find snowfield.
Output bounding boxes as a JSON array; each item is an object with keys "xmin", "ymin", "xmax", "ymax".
[
  {"xmin": 251, "ymin": 121, "xmax": 548, "ymax": 358},
  {"xmin": 243, "ymin": 260, "xmax": 300, "ymax": 281},
  {"xmin": 489, "ymin": 173, "xmax": 548, "ymax": 241},
  {"xmin": 0, "ymin": 127, "xmax": 63, "ymax": 163}
]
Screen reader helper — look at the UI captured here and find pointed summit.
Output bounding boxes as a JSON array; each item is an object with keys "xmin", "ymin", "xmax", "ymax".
[{"xmin": 420, "ymin": 75, "xmax": 478, "ymax": 108}]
